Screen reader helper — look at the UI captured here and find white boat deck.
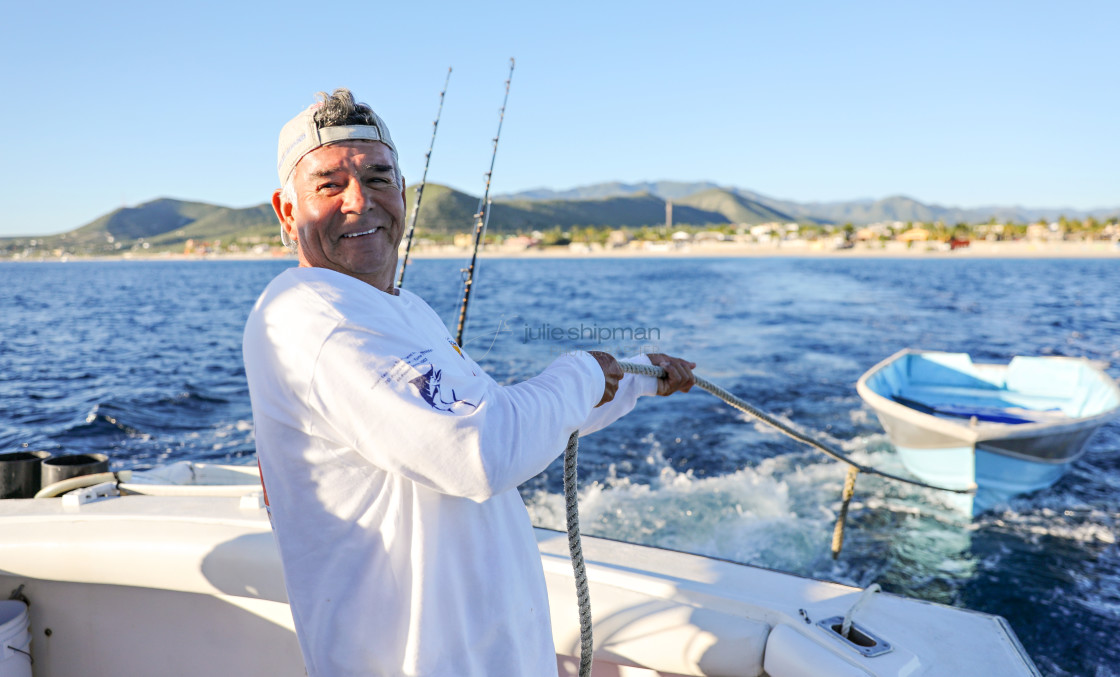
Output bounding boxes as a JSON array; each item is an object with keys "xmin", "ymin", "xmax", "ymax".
[{"xmin": 0, "ymin": 484, "xmax": 1040, "ymax": 677}]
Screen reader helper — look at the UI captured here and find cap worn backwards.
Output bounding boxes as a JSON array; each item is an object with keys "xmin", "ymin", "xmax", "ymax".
[{"xmin": 276, "ymin": 102, "xmax": 397, "ymax": 186}]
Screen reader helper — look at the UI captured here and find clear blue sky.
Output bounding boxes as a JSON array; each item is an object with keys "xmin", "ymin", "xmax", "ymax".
[{"xmin": 1, "ymin": 0, "xmax": 1116, "ymax": 236}]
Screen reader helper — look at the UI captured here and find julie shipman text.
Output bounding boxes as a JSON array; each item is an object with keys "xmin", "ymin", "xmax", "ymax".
[{"xmin": 523, "ymin": 323, "xmax": 660, "ymax": 343}]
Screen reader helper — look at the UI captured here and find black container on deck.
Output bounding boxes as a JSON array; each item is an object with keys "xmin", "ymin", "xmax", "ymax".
[
  {"xmin": 41, "ymin": 453, "xmax": 110, "ymax": 489},
  {"xmin": 0, "ymin": 451, "xmax": 53, "ymax": 499}
]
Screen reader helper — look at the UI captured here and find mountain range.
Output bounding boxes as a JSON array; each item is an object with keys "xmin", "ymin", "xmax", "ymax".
[
  {"xmin": 498, "ymin": 181, "xmax": 1120, "ymax": 226},
  {"xmin": 6, "ymin": 182, "xmax": 1117, "ymax": 253}
]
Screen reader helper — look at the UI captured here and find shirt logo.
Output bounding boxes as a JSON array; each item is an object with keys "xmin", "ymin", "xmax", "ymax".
[{"xmin": 409, "ymin": 365, "xmax": 477, "ymax": 412}]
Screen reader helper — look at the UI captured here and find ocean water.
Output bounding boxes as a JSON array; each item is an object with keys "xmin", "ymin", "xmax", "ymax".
[{"xmin": 1, "ymin": 256, "xmax": 1117, "ymax": 676}]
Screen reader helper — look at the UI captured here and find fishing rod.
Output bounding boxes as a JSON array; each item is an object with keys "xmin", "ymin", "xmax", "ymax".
[
  {"xmin": 396, "ymin": 66, "xmax": 453, "ymax": 289},
  {"xmin": 455, "ymin": 57, "xmax": 514, "ymax": 346}
]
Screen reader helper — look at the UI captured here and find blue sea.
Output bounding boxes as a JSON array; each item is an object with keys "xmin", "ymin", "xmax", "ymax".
[{"xmin": 2, "ymin": 257, "xmax": 1117, "ymax": 676}]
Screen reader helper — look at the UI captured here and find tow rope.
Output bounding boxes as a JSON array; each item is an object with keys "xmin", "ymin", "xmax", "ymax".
[{"xmin": 562, "ymin": 360, "xmax": 976, "ymax": 676}]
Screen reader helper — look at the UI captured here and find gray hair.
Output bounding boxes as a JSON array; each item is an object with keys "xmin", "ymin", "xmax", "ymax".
[{"xmin": 314, "ymin": 88, "xmax": 402, "ymax": 185}]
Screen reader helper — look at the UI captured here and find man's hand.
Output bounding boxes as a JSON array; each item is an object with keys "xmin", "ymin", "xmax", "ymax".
[
  {"xmin": 647, "ymin": 353, "xmax": 697, "ymax": 396},
  {"xmin": 588, "ymin": 351, "xmax": 623, "ymax": 408}
]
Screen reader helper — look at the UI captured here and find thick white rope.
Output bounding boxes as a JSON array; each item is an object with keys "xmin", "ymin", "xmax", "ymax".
[{"xmin": 563, "ymin": 431, "xmax": 593, "ymax": 677}]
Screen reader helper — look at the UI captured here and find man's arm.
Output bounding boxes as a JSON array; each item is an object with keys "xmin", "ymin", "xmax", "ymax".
[{"xmin": 306, "ymin": 324, "xmax": 606, "ymax": 502}]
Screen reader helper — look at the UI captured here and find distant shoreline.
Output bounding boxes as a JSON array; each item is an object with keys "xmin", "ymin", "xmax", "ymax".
[
  {"xmin": 5, "ymin": 239, "xmax": 1118, "ymax": 263},
  {"xmin": 421, "ymin": 240, "xmax": 1120, "ymax": 260}
]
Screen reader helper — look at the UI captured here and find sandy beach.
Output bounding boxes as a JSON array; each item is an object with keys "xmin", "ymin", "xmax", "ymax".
[
  {"xmin": 407, "ymin": 239, "xmax": 1120, "ymax": 260},
  {"xmin": 9, "ymin": 239, "xmax": 1118, "ymax": 263}
]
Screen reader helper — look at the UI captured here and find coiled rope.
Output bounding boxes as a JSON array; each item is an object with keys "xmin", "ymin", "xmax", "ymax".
[{"xmin": 562, "ymin": 360, "xmax": 976, "ymax": 676}]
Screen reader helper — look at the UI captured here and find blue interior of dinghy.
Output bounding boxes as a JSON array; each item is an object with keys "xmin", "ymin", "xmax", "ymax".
[
  {"xmin": 867, "ymin": 352, "xmax": 1119, "ymax": 422},
  {"xmin": 889, "ymin": 395, "xmax": 1047, "ymax": 424}
]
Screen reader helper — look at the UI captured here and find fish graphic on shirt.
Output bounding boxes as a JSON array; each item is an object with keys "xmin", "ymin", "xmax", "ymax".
[{"xmin": 408, "ymin": 365, "xmax": 477, "ymax": 412}]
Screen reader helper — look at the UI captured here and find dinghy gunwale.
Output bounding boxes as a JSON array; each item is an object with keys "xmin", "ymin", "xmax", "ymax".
[{"xmin": 857, "ymin": 348, "xmax": 1120, "ymax": 447}]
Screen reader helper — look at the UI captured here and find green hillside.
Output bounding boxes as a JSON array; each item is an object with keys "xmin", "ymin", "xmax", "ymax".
[
  {"xmin": 404, "ymin": 185, "xmax": 733, "ymax": 233},
  {"xmin": 848, "ymin": 196, "xmax": 940, "ymax": 223},
  {"xmin": 407, "ymin": 184, "xmax": 756, "ymax": 233},
  {"xmin": 68, "ymin": 198, "xmax": 224, "ymax": 246},
  {"xmin": 491, "ymin": 192, "xmax": 727, "ymax": 231},
  {"xmin": 674, "ymin": 188, "xmax": 793, "ymax": 224},
  {"xmin": 405, "ymin": 183, "xmax": 480, "ymax": 233},
  {"xmin": 148, "ymin": 204, "xmax": 277, "ymax": 246}
]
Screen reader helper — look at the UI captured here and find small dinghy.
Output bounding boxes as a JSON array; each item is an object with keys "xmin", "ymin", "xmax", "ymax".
[{"xmin": 857, "ymin": 349, "xmax": 1120, "ymax": 512}]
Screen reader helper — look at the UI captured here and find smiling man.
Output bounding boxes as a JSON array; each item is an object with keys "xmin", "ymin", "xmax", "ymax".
[{"xmin": 243, "ymin": 89, "xmax": 696, "ymax": 676}]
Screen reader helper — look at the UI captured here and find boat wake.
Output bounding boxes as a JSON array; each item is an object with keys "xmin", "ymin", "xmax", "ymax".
[{"xmin": 524, "ymin": 428, "xmax": 983, "ymax": 588}]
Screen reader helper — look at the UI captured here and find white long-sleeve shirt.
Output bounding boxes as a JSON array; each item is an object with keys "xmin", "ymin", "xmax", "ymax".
[{"xmin": 243, "ymin": 267, "xmax": 657, "ymax": 676}]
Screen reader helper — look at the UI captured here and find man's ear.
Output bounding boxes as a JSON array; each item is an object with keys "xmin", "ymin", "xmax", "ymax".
[{"xmin": 272, "ymin": 189, "xmax": 295, "ymax": 241}]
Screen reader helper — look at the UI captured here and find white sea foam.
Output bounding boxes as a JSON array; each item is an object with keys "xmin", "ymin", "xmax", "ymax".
[
  {"xmin": 525, "ymin": 428, "xmax": 991, "ymax": 585},
  {"xmin": 524, "ymin": 440, "xmax": 872, "ymax": 572}
]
